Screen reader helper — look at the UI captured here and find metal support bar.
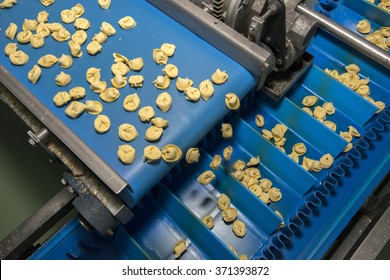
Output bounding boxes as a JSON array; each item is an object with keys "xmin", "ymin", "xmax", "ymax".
[
  {"xmin": 147, "ymin": 0, "xmax": 275, "ymax": 88},
  {"xmin": 296, "ymin": 4, "xmax": 390, "ymax": 69},
  {"xmin": 0, "ymin": 188, "xmax": 75, "ymax": 260}
]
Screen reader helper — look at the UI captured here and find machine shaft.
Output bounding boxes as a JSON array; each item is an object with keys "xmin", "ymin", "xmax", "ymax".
[{"xmin": 297, "ymin": 4, "xmax": 390, "ymax": 69}]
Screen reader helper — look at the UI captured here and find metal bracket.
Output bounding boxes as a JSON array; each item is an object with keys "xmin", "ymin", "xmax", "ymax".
[{"xmin": 62, "ymin": 173, "xmax": 133, "ymax": 237}]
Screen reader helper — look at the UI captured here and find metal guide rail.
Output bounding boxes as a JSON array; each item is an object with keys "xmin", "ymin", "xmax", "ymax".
[{"xmin": 0, "ymin": 0, "xmax": 257, "ymax": 207}]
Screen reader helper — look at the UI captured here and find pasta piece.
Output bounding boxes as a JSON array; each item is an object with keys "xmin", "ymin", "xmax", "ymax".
[
  {"xmin": 223, "ymin": 146, "xmax": 233, "ymax": 161},
  {"xmin": 211, "ymin": 69, "xmax": 228, "ymax": 84},
  {"xmin": 68, "ymin": 40, "xmax": 83, "ymax": 57},
  {"xmin": 259, "ymin": 178, "xmax": 272, "ymax": 191},
  {"xmin": 262, "ymin": 129, "xmax": 273, "ymax": 140},
  {"xmin": 249, "ymin": 184, "xmax": 262, "ymax": 196},
  {"xmin": 65, "ymin": 101, "xmax": 85, "ymax": 118},
  {"xmin": 343, "ymin": 143, "xmax": 353, "ymax": 153},
  {"xmin": 71, "ymin": 3, "xmax": 84, "ymax": 18},
  {"xmin": 375, "ymin": 101, "xmax": 385, "ymax": 114},
  {"xmin": 129, "ymin": 75, "xmax": 144, "ymax": 87},
  {"xmin": 232, "ymin": 220, "xmax": 246, "ymax": 238},
  {"xmin": 323, "ymin": 120, "xmax": 337, "ymax": 132},
  {"xmin": 143, "ymin": 145, "xmax": 161, "ymax": 163},
  {"xmin": 320, "ymin": 153, "xmax": 334, "ymax": 169},
  {"xmin": 100, "ymin": 87, "xmax": 120, "ymax": 102},
  {"xmin": 221, "ymin": 123, "xmax": 233, "ymax": 139},
  {"xmin": 69, "ymin": 87, "xmax": 86, "ymax": 99},
  {"xmin": 288, "ymin": 151, "xmax": 299, "ymax": 163},
  {"xmin": 302, "ymin": 107, "xmax": 313, "ymax": 116},
  {"xmin": 173, "ymin": 240, "xmax": 186, "ymax": 259},
  {"xmin": 323, "ymin": 102, "xmax": 335, "ymax": 115},
  {"xmin": 176, "ymin": 77, "xmax": 193, "ymax": 92},
  {"xmin": 145, "ymin": 126, "xmax": 163, "ymax": 142},
  {"xmin": 46, "ymin": 22, "xmax": 63, "ymax": 32},
  {"xmin": 92, "ymin": 31, "xmax": 107, "ymax": 44},
  {"xmin": 89, "ymin": 83, "xmax": 106, "ymax": 97},
  {"xmin": 36, "ymin": 23, "xmax": 50, "ymax": 38},
  {"xmin": 138, "ymin": 106, "xmax": 155, "ymax": 122},
  {"xmin": 255, "ymin": 114, "xmax": 265, "ymax": 127},
  {"xmin": 292, "ymin": 143, "xmax": 306, "ymax": 156},
  {"xmin": 160, "ymin": 43, "xmax": 176, "ymax": 57},
  {"xmin": 118, "ymin": 145, "xmax": 136, "ymax": 165},
  {"xmin": 151, "ymin": 117, "xmax": 169, "ymax": 128},
  {"xmin": 118, "ymin": 16, "xmax": 136, "ymax": 29},
  {"xmin": 40, "ymin": 0, "xmax": 55, "ymax": 7},
  {"xmin": 161, "ymin": 144, "xmax": 182, "ymax": 163},
  {"xmin": 74, "ymin": 18, "xmax": 90, "ymax": 30},
  {"xmin": 9, "ymin": 50, "xmax": 29, "ymax": 65},
  {"xmin": 356, "ymin": 19, "xmax": 371, "ymax": 34},
  {"xmin": 53, "ymin": 91, "xmax": 71, "ymax": 107},
  {"xmin": 259, "ymin": 193, "xmax": 271, "ymax": 204},
  {"xmin": 184, "ymin": 87, "xmax": 201, "ymax": 102},
  {"xmin": 345, "ymin": 64, "xmax": 360, "ymax": 73},
  {"xmin": 111, "ymin": 62, "xmax": 130, "ymax": 76},
  {"xmin": 153, "ymin": 75, "xmax": 170, "ymax": 90},
  {"xmin": 225, "ymin": 93, "xmax": 240, "ymax": 110},
  {"xmin": 17, "ymin": 31, "xmax": 32, "ymax": 44},
  {"xmin": 86, "ymin": 68, "xmax": 101, "ymax": 84},
  {"xmin": 302, "ymin": 95, "xmax": 317, "ymax": 107},
  {"xmin": 4, "ymin": 43, "xmax": 18, "ymax": 56},
  {"xmin": 156, "ymin": 92, "xmax": 172, "ymax": 112},
  {"xmin": 52, "ymin": 28, "xmax": 71, "ymax": 42},
  {"xmin": 85, "ymin": 100, "xmax": 103, "ymax": 114},
  {"xmin": 128, "ymin": 57, "xmax": 144, "ymax": 71},
  {"xmin": 72, "ymin": 30, "xmax": 88, "ymax": 45},
  {"xmin": 217, "ymin": 194, "xmax": 230, "ymax": 210},
  {"xmin": 210, "ymin": 154, "xmax": 222, "ymax": 170},
  {"xmin": 163, "ymin": 64, "xmax": 178, "ymax": 79},
  {"xmin": 185, "ymin": 148, "xmax": 200, "ymax": 163},
  {"xmin": 348, "ymin": 126, "xmax": 360, "ymax": 137},
  {"xmin": 222, "ymin": 208, "xmax": 238, "ymax": 223},
  {"xmin": 228, "ymin": 245, "xmax": 239, "ymax": 257},
  {"xmin": 55, "ymin": 71, "xmax": 71, "ymax": 87},
  {"xmin": 86, "ymin": 41, "xmax": 102, "ymax": 55},
  {"xmin": 37, "ymin": 11, "xmax": 49, "ymax": 23},
  {"xmin": 123, "ymin": 93, "xmax": 141, "ymax": 112},
  {"xmin": 340, "ymin": 131, "xmax": 353, "ymax": 142},
  {"xmin": 0, "ymin": 0, "xmax": 17, "ymax": 8},
  {"xmin": 61, "ymin": 10, "xmax": 76, "ymax": 24},
  {"xmin": 197, "ymin": 170, "xmax": 216, "ymax": 185},
  {"xmin": 98, "ymin": 0, "xmax": 111, "ymax": 9},
  {"xmin": 22, "ymin": 19, "xmax": 38, "ymax": 31},
  {"xmin": 199, "ymin": 79, "xmax": 214, "ymax": 101},
  {"xmin": 118, "ymin": 123, "xmax": 138, "ymax": 142},
  {"xmin": 247, "ymin": 156, "xmax": 260, "ymax": 167},
  {"xmin": 356, "ymin": 85, "xmax": 370, "ymax": 96},
  {"xmin": 268, "ymin": 188, "xmax": 282, "ymax": 202},
  {"xmin": 313, "ymin": 106, "xmax": 326, "ymax": 121},
  {"xmin": 27, "ymin": 65, "xmax": 42, "ymax": 84},
  {"xmin": 111, "ymin": 74, "xmax": 127, "ymax": 88},
  {"xmin": 113, "ymin": 53, "xmax": 129, "ymax": 64},
  {"xmin": 30, "ymin": 34, "xmax": 44, "ymax": 48},
  {"xmin": 94, "ymin": 115, "xmax": 111, "ymax": 134},
  {"xmin": 101, "ymin": 21, "xmax": 116, "ymax": 36},
  {"xmin": 201, "ymin": 215, "xmax": 214, "ymax": 229},
  {"xmin": 5, "ymin": 22, "xmax": 17, "ymax": 40},
  {"xmin": 58, "ymin": 54, "xmax": 73, "ymax": 68},
  {"xmin": 153, "ymin": 48, "xmax": 168, "ymax": 64}
]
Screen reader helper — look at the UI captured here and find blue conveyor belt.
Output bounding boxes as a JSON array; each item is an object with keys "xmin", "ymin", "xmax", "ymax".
[
  {"xmin": 0, "ymin": 0, "xmax": 256, "ymax": 208},
  {"xmin": 15, "ymin": 0, "xmax": 390, "ymax": 259}
]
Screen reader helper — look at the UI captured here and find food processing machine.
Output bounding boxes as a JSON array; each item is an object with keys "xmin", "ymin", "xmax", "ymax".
[{"xmin": 0, "ymin": 0, "xmax": 389, "ymax": 260}]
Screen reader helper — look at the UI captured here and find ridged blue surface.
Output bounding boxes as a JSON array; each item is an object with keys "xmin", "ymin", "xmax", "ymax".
[{"xmin": 30, "ymin": 0, "xmax": 389, "ymax": 260}]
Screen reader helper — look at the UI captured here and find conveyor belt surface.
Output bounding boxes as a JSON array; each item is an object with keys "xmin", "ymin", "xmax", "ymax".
[
  {"xmin": 0, "ymin": 0, "xmax": 256, "ymax": 207},
  {"xmin": 16, "ymin": 0, "xmax": 390, "ymax": 259}
]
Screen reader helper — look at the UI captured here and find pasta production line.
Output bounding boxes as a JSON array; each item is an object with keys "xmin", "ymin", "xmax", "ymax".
[{"xmin": 0, "ymin": 0, "xmax": 389, "ymax": 260}]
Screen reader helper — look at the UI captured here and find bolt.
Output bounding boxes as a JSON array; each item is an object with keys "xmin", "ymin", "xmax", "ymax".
[
  {"xmin": 28, "ymin": 138, "xmax": 35, "ymax": 146},
  {"xmin": 249, "ymin": 23, "xmax": 257, "ymax": 33},
  {"xmin": 276, "ymin": 59, "xmax": 283, "ymax": 65},
  {"xmin": 106, "ymin": 229, "xmax": 114, "ymax": 237},
  {"xmin": 265, "ymin": 36, "xmax": 271, "ymax": 43}
]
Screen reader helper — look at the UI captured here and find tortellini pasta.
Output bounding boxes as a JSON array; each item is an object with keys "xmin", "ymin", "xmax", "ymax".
[
  {"xmin": 100, "ymin": 87, "xmax": 120, "ymax": 103},
  {"xmin": 211, "ymin": 69, "xmax": 228, "ymax": 84},
  {"xmin": 118, "ymin": 16, "xmax": 137, "ymax": 30},
  {"xmin": 143, "ymin": 145, "xmax": 162, "ymax": 163},
  {"xmin": 9, "ymin": 50, "xmax": 29, "ymax": 65},
  {"xmin": 118, "ymin": 145, "xmax": 136, "ymax": 165},
  {"xmin": 27, "ymin": 65, "xmax": 42, "ymax": 84},
  {"xmin": 161, "ymin": 144, "xmax": 182, "ymax": 163},
  {"xmin": 123, "ymin": 93, "xmax": 141, "ymax": 112},
  {"xmin": 94, "ymin": 115, "xmax": 111, "ymax": 134},
  {"xmin": 65, "ymin": 101, "xmax": 85, "ymax": 118},
  {"xmin": 101, "ymin": 21, "xmax": 116, "ymax": 36},
  {"xmin": 53, "ymin": 91, "xmax": 71, "ymax": 107},
  {"xmin": 118, "ymin": 123, "xmax": 138, "ymax": 142},
  {"xmin": 156, "ymin": 92, "xmax": 172, "ymax": 112},
  {"xmin": 5, "ymin": 22, "xmax": 17, "ymax": 40},
  {"xmin": 85, "ymin": 100, "xmax": 103, "ymax": 115},
  {"xmin": 55, "ymin": 71, "xmax": 71, "ymax": 87}
]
